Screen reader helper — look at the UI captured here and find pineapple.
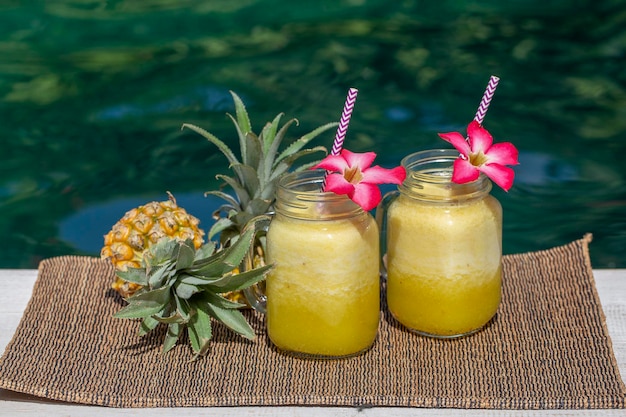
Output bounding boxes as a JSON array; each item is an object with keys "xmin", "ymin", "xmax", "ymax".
[
  {"xmin": 113, "ymin": 216, "xmax": 273, "ymax": 358},
  {"xmin": 101, "ymin": 192, "xmax": 205, "ymax": 298},
  {"xmin": 182, "ymin": 91, "xmax": 337, "ymax": 255}
]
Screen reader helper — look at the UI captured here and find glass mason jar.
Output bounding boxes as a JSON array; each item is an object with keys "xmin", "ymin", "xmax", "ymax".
[
  {"xmin": 383, "ymin": 149, "xmax": 502, "ymax": 338},
  {"xmin": 264, "ymin": 170, "xmax": 380, "ymax": 358}
]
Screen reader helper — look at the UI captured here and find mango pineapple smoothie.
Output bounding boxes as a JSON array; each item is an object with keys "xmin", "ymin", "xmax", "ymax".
[
  {"xmin": 386, "ymin": 193, "xmax": 502, "ymax": 337},
  {"xmin": 266, "ymin": 212, "xmax": 380, "ymax": 357}
]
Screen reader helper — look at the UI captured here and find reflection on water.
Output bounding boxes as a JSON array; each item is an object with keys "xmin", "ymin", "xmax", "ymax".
[
  {"xmin": 515, "ymin": 152, "xmax": 578, "ymax": 186},
  {"xmin": 91, "ymin": 86, "xmax": 237, "ymax": 121},
  {"xmin": 1, "ymin": 0, "xmax": 625, "ymax": 268}
]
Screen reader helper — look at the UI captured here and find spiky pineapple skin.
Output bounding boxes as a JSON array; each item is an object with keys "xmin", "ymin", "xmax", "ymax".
[{"xmin": 101, "ymin": 193, "xmax": 205, "ymax": 298}]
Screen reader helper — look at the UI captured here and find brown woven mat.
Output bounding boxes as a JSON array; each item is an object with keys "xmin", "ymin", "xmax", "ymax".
[{"xmin": 0, "ymin": 234, "xmax": 624, "ymax": 409}]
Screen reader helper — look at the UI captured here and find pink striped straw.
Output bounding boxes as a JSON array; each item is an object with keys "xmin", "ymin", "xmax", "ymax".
[
  {"xmin": 474, "ymin": 75, "xmax": 500, "ymax": 125},
  {"xmin": 322, "ymin": 87, "xmax": 359, "ymax": 191}
]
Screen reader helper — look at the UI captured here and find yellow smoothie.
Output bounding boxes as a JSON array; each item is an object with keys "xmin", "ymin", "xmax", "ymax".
[
  {"xmin": 386, "ymin": 193, "xmax": 502, "ymax": 336},
  {"xmin": 266, "ymin": 212, "xmax": 380, "ymax": 357}
]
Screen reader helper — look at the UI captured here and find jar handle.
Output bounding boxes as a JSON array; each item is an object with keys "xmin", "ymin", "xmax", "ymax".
[
  {"xmin": 375, "ymin": 190, "xmax": 399, "ymax": 280},
  {"xmin": 243, "ymin": 215, "xmax": 272, "ymax": 314}
]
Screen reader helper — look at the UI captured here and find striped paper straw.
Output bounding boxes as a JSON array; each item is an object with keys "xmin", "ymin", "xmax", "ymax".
[
  {"xmin": 474, "ymin": 75, "xmax": 500, "ymax": 125},
  {"xmin": 322, "ymin": 87, "xmax": 359, "ymax": 191},
  {"xmin": 331, "ymin": 87, "xmax": 358, "ymax": 155}
]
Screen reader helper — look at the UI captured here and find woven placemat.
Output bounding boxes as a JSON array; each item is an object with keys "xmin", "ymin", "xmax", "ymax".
[{"xmin": 0, "ymin": 234, "xmax": 624, "ymax": 409}]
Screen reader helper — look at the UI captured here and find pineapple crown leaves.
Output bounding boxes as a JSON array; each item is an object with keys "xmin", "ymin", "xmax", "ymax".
[
  {"xmin": 113, "ymin": 216, "xmax": 273, "ymax": 359},
  {"xmin": 181, "ymin": 91, "xmax": 338, "ymax": 242}
]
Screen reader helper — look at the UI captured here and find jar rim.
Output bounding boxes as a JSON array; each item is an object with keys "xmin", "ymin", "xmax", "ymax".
[
  {"xmin": 399, "ymin": 149, "xmax": 492, "ymax": 201},
  {"xmin": 278, "ymin": 170, "xmax": 352, "ymax": 200},
  {"xmin": 276, "ymin": 170, "xmax": 364, "ymax": 219}
]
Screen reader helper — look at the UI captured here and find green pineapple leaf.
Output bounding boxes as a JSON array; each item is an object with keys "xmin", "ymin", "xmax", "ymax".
[
  {"xmin": 204, "ymin": 190, "xmax": 240, "ymax": 210},
  {"xmin": 174, "ymin": 280, "xmax": 201, "ymax": 300},
  {"xmin": 138, "ymin": 315, "xmax": 161, "ymax": 337},
  {"xmin": 174, "ymin": 291, "xmax": 192, "ymax": 320},
  {"xmin": 229, "ymin": 163, "xmax": 261, "ymax": 200},
  {"xmin": 173, "ymin": 239, "xmax": 196, "ymax": 270},
  {"xmin": 205, "ymin": 263, "xmax": 273, "ymax": 293},
  {"xmin": 203, "ymin": 301, "xmax": 255, "ymax": 340},
  {"xmin": 260, "ymin": 113, "xmax": 284, "ymax": 154},
  {"xmin": 147, "ymin": 239, "xmax": 178, "ymax": 264},
  {"xmin": 181, "ymin": 123, "xmax": 240, "ymax": 167},
  {"xmin": 147, "ymin": 263, "xmax": 173, "ymax": 289},
  {"xmin": 201, "ymin": 291, "xmax": 248, "ymax": 310},
  {"xmin": 163, "ymin": 322, "xmax": 182, "ymax": 354},
  {"xmin": 245, "ymin": 198, "xmax": 273, "ymax": 217},
  {"xmin": 188, "ymin": 303, "xmax": 213, "ymax": 357},
  {"xmin": 188, "ymin": 255, "xmax": 231, "ymax": 277},
  {"xmin": 245, "ymin": 132, "xmax": 262, "ymax": 173},
  {"xmin": 207, "ymin": 217, "xmax": 235, "ymax": 241},
  {"xmin": 230, "ymin": 91, "xmax": 252, "ymax": 133},
  {"xmin": 179, "ymin": 274, "xmax": 219, "ymax": 286},
  {"xmin": 190, "ymin": 222, "xmax": 256, "ymax": 277},
  {"xmin": 221, "ymin": 224, "xmax": 255, "ymax": 265},
  {"xmin": 215, "ymin": 174, "xmax": 250, "ymax": 208},
  {"xmin": 187, "ymin": 250, "xmax": 224, "ymax": 270},
  {"xmin": 113, "ymin": 286, "xmax": 171, "ymax": 318},
  {"xmin": 184, "ymin": 91, "xmax": 336, "ymax": 250},
  {"xmin": 113, "ymin": 214, "xmax": 273, "ymax": 358},
  {"xmin": 264, "ymin": 117, "xmax": 299, "ymax": 179},
  {"xmin": 274, "ymin": 122, "xmax": 337, "ymax": 166},
  {"xmin": 115, "ymin": 267, "xmax": 148, "ymax": 286},
  {"xmin": 194, "ymin": 241, "xmax": 217, "ymax": 261},
  {"xmin": 155, "ymin": 310, "xmax": 186, "ymax": 324},
  {"xmin": 269, "ymin": 146, "xmax": 329, "ymax": 184},
  {"xmin": 155, "ymin": 293, "xmax": 192, "ymax": 325},
  {"xmin": 229, "ymin": 91, "xmax": 253, "ymax": 159}
]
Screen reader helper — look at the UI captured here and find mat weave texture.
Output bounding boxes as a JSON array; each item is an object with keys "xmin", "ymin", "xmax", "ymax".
[{"xmin": 0, "ymin": 235, "xmax": 624, "ymax": 409}]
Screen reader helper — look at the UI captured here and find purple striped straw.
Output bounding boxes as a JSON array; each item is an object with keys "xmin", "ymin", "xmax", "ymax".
[
  {"xmin": 322, "ymin": 87, "xmax": 359, "ymax": 191},
  {"xmin": 474, "ymin": 75, "xmax": 500, "ymax": 125}
]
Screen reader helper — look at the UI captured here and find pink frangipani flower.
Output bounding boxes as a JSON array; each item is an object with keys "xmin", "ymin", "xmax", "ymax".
[
  {"xmin": 438, "ymin": 120, "xmax": 519, "ymax": 191},
  {"xmin": 312, "ymin": 149, "xmax": 406, "ymax": 211}
]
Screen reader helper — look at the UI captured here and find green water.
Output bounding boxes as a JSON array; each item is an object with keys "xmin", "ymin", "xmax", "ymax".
[{"xmin": 1, "ymin": 0, "xmax": 625, "ymax": 268}]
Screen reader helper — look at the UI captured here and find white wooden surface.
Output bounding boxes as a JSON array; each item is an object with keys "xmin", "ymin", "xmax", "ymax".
[{"xmin": 0, "ymin": 269, "xmax": 625, "ymax": 417}]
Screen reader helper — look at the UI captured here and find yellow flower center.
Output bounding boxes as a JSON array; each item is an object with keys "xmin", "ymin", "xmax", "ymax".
[
  {"xmin": 469, "ymin": 151, "xmax": 488, "ymax": 167},
  {"xmin": 344, "ymin": 166, "xmax": 363, "ymax": 184}
]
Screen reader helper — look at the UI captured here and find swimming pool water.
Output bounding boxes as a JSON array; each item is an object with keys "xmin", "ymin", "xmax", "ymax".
[{"xmin": 1, "ymin": 1, "xmax": 624, "ymax": 268}]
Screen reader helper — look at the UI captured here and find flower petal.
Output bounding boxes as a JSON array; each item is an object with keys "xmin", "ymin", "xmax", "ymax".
[
  {"xmin": 341, "ymin": 149, "xmax": 377, "ymax": 170},
  {"xmin": 350, "ymin": 182, "xmax": 382, "ymax": 212},
  {"xmin": 467, "ymin": 120, "xmax": 493, "ymax": 154},
  {"xmin": 484, "ymin": 142, "xmax": 519, "ymax": 166},
  {"xmin": 311, "ymin": 154, "xmax": 349, "ymax": 172},
  {"xmin": 323, "ymin": 173, "xmax": 354, "ymax": 195},
  {"xmin": 451, "ymin": 158, "xmax": 480, "ymax": 184},
  {"xmin": 360, "ymin": 165, "xmax": 407, "ymax": 185},
  {"xmin": 437, "ymin": 131, "xmax": 470, "ymax": 156},
  {"xmin": 479, "ymin": 163, "xmax": 515, "ymax": 191}
]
